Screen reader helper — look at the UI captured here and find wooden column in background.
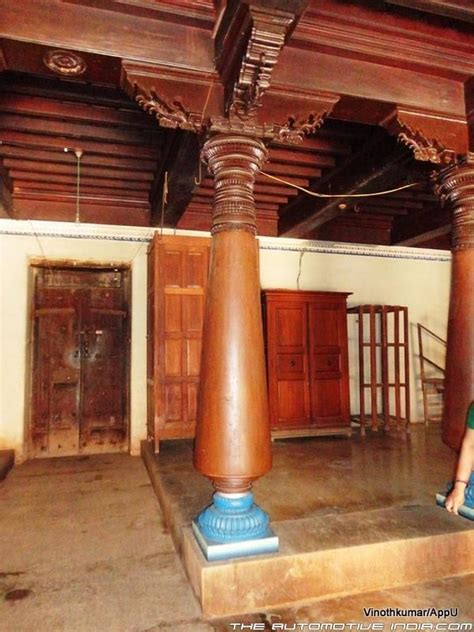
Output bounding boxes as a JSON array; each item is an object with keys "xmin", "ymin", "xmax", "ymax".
[
  {"xmin": 437, "ymin": 158, "xmax": 474, "ymax": 451},
  {"xmin": 194, "ymin": 134, "xmax": 272, "ymax": 493}
]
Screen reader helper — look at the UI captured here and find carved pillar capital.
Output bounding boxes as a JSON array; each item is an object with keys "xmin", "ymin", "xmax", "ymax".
[
  {"xmin": 201, "ymin": 134, "xmax": 267, "ymax": 235},
  {"xmin": 436, "ymin": 157, "xmax": 474, "ymax": 251}
]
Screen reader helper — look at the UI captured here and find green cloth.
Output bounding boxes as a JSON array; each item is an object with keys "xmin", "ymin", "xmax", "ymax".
[{"xmin": 468, "ymin": 403, "xmax": 474, "ymax": 429}]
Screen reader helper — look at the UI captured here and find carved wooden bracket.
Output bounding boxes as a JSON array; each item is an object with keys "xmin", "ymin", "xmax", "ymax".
[
  {"xmin": 381, "ymin": 107, "xmax": 468, "ymax": 166},
  {"xmin": 396, "ymin": 121, "xmax": 455, "ymax": 165},
  {"xmin": 275, "ymin": 110, "xmax": 329, "ymax": 145},
  {"xmin": 121, "ymin": 59, "xmax": 340, "ymax": 147},
  {"xmin": 121, "ymin": 60, "xmax": 224, "ymax": 134},
  {"xmin": 214, "ymin": 4, "xmax": 295, "ymax": 120},
  {"xmin": 135, "ymin": 89, "xmax": 202, "ymax": 132},
  {"xmin": 231, "ymin": 9, "xmax": 294, "ymax": 120}
]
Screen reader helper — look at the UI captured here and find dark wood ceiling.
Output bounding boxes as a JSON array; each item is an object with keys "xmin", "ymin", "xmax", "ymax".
[{"xmin": 0, "ymin": 0, "xmax": 472, "ymax": 251}]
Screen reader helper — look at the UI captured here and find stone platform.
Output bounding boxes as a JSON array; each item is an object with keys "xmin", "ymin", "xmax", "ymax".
[{"xmin": 142, "ymin": 427, "xmax": 474, "ymax": 618}]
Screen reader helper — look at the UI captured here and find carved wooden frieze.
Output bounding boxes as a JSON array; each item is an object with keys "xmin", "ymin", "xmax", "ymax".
[
  {"xmin": 120, "ymin": 60, "xmax": 224, "ymax": 134},
  {"xmin": 396, "ymin": 123, "xmax": 455, "ymax": 165},
  {"xmin": 275, "ymin": 110, "xmax": 329, "ymax": 145},
  {"xmin": 381, "ymin": 107, "xmax": 466, "ymax": 166},
  {"xmin": 135, "ymin": 88, "xmax": 201, "ymax": 132}
]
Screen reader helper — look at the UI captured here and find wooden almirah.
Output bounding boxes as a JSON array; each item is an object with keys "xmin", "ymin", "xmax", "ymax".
[
  {"xmin": 262, "ymin": 290, "xmax": 352, "ymax": 437},
  {"xmin": 147, "ymin": 235, "xmax": 210, "ymax": 451}
]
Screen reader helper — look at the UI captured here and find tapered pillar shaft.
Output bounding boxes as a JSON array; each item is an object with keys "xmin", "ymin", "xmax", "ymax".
[
  {"xmin": 194, "ymin": 134, "xmax": 272, "ymax": 493},
  {"xmin": 437, "ymin": 159, "xmax": 474, "ymax": 451}
]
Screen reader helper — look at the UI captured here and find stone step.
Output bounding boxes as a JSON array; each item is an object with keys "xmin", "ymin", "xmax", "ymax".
[
  {"xmin": 142, "ymin": 441, "xmax": 474, "ymax": 619},
  {"xmin": 183, "ymin": 505, "xmax": 474, "ymax": 618}
]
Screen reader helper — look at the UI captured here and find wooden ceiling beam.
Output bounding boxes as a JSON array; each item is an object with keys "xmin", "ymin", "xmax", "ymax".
[
  {"xmin": 395, "ymin": 224, "xmax": 452, "ymax": 247},
  {"xmin": 0, "ymin": 131, "xmax": 161, "ymax": 159},
  {"xmin": 0, "ymin": 114, "xmax": 162, "ymax": 145},
  {"xmin": 384, "ymin": 0, "xmax": 474, "ymax": 23},
  {"xmin": 279, "ymin": 130, "xmax": 414, "ymax": 237},
  {"xmin": 392, "ymin": 207, "xmax": 452, "ymax": 245},
  {"xmin": 268, "ymin": 147, "xmax": 336, "ymax": 168},
  {"xmin": 9, "ymin": 171, "xmax": 150, "ymax": 191},
  {"xmin": 4, "ymin": 158, "xmax": 153, "ymax": 182},
  {"xmin": 0, "ymin": 94, "xmax": 157, "ymax": 129},
  {"xmin": 13, "ymin": 180, "xmax": 149, "ymax": 200},
  {"xmin": 11, "ymin": 198, "xmax": 150, "ymax": 226},
  {"xmin": 349, "ymin": 205, "xmax": 410, "ymax": 216},
  {"xmin": 0, "ymin": 145, "xmax": 158, "ymax": 170},
  {"xmin": 264, "ymin": 163, "xmax": 322, "ymax": 179},
  {"xmin": 270, "ymin": 135, "xmax": 351, "ymax": 156},
  {"xmin": 0, "ymin": 0, "xmax": 214, "ymax": 72}
]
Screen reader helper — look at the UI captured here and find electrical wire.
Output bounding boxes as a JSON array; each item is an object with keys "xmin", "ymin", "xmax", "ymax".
[
  {"xmin": 75, "ymin": 149, "xmax": 83, "ymax": 224},
  {"xmin": 260, "ymin": 171, "xmax": 422, "ymax": 198}
]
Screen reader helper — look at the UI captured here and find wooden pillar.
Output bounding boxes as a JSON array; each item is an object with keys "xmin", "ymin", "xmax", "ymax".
[
  {"xmin": 437, "ymin": 159, "xmax": 474, "ymax": 451},
  {"xmin": 192, "ymin": 135, "xmax": 276, "ymax": 558}
]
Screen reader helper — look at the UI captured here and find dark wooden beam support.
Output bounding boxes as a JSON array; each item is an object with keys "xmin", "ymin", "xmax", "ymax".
[
  {"xmin": 150, "ymin": 129, "xmax": 201, "ymax": 227},
  {"xmin": 396, "ymin": 225, "xmax": 452, "ymax": 247},
  {"xmin": 0, "ymin": 163, "xmax": 13, "ymax": 216},
  {"xmin": 392, "ymin": 207, "xmax": 452, "ymax": 245},
  {"xmin": 279, "ymin": 130, "xmax": 414, "ymax": 237}
]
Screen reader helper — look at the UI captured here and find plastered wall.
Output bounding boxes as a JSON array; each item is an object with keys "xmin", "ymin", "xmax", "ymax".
[{"xmin": 0, "ymin": 222, "xmax": 451, "ymax": 460}]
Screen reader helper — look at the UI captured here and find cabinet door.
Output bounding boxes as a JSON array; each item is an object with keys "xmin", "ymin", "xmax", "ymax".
[
  {"xmin": 268, "ymin": 302, "xmax": 311, "ymax": 429},
  {"xmin": 148, "ymin": 235, "xmax": 209, "ymax": 446},
  {"xmin": 308, "ymin": 301, "xmax": 350, "ymax": 427}
]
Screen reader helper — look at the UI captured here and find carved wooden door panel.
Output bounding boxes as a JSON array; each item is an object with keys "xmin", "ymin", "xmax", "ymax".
[
  {"xmin": 147, "ymin": 235, "xmax": 209, "ymax": 450},
  {"xmin": 308, "ymin": 299, "xmax": 350, "ymax": 428},
  {"xmin": 80, "ymin": 281, "xmax": 128, "ymax": 451},
  {"xmin": 31, "ymin": 266, "xmax": 130, "ymax": 456},
  {"xmin": 267, "ymin": 301, "xmax": 311, "ymax": 429},
  {"xmin": 33, "ymin": 303, "xmax": 80, "ymax": 455}
]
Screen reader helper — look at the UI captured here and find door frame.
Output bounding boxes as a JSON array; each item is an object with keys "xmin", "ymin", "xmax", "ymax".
[{"xmin": 26, "ymin": 258, "xmax": 132, "ymax": 458}]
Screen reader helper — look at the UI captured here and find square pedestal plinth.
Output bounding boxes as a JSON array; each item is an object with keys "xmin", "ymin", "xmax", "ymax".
[{"xmin": 192, "ymin": 521, "xmax": 279, "ymax": 561}]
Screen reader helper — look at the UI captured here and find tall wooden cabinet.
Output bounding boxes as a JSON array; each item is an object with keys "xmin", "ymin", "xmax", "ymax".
[
  {"xmin": 262, "ymin": 290, "xmax": 352, "ymax": 437},
  {"xmin": 147, "ymin": 235, "xmax": 210, "ymax": 451}
]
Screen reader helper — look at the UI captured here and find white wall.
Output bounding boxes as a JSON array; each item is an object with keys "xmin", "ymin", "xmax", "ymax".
[{"xmin": 0, "ymin": 221, "xmax": 451, "ymax": 460}]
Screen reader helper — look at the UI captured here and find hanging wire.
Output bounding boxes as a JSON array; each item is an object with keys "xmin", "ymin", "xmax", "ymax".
[
  {"xmin": 160, "ymin": 171, "xmax": 169, "ymax": 236},
  {"xmin": 260, "ymin": 171, "xmax": 421, "ymax": 198},
  {"xmin": 193, "ymin": 75, "xmax": 215, "ymax": 187},
  {"xmin": 74, "ymin": 149, "xmax": 83, "ymax": 223}
]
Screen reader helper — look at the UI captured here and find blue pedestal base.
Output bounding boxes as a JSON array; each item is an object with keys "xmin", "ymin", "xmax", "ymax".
[
  {"xmin": 193, "ymin": 491, "xmax": 279, "ymax": 560},
  {"xmin": 436, "ymin": 471, "xmax": 474, "ymax": 521},
  {"xmin": 192, "ymin": 521, "xmax": 279, "ymax": 561}
]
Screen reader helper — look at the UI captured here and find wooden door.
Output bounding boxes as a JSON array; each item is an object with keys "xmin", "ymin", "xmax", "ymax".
[
  {"xmin": 308, "ymin": 297, "xmax": 350, "ymax": 428},
  {"xmin": 147, "ymin": 235, "xmax": 209, "ymax": 449},
  {"xmin": 267, "ymin": 300, "xmax": 311, "ymax": 429},
  {"xmin": 31, "ymin": 266, "xmax": 130, "ymax": 456}
]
